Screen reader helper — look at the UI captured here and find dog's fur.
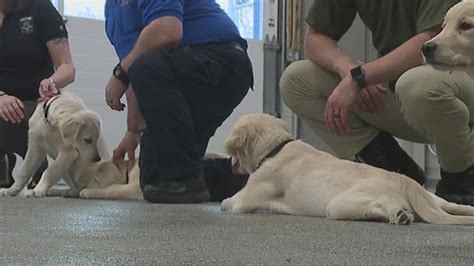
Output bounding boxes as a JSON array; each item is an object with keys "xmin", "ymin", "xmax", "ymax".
[
  {"xmin": 0, "ymin": 92, "xmax": 115, "ymax": 197},
  {"xmin": 79, "ymin": 158, "xmax": 143, "ymax": 201},
  {"xmin": 79, "ymin": 152, "xmax": 229, "ymax": 201},
  {"xmin": 221, "ymin": 113, "xmax": 474, "ymax": 225},
  {"xmin": 424, "ymin": 0, "xmax": 474, "ymax": 65}
]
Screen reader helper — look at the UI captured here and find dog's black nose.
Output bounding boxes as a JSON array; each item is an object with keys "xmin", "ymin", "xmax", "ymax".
[
  {"xmin": 92, "ymin": 154, "xmax": 101, "ymax": 163},
  {"xmin": 422, "ymin": 42, "xmax": 437, "ymax": 58}
]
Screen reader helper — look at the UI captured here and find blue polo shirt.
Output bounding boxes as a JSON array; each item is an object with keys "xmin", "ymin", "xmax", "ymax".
[{"xmin": 105, "ymin": 0, "xmax": 247, "ymax": 60}]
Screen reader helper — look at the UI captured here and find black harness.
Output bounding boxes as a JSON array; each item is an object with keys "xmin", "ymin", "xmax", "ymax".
[{"xmin": 255, "ymin": 139, "xmax": 295, "ymax": 170}]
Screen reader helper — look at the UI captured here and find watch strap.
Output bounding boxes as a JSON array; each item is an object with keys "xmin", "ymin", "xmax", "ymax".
[
  {"xmin": 113, "ymin": 63, "xmax": 130, "ymax": 86},
  {"xmin": 350, "ymin": 65, "xmax": 367, "ymax": 90}
]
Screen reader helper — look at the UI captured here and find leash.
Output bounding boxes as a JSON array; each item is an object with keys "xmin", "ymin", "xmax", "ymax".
[{"xmin": 255, "ymin": 139, "xmax": 295, "ymax": 170}]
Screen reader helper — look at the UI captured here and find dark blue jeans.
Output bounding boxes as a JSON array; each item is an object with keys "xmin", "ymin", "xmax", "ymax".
[{"xmin": 129, "ymin": 42, "xmax": 253, "ymax": 189}]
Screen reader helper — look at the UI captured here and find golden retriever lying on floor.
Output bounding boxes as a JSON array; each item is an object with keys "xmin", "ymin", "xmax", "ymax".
[
  {"xmin": 79, "ymin": 159, "xmax": 143, "ymax": 201},
  {"xmin": 79, "ymin": 152, "xmax": 229, "ymax": 201},
  {"xmin": 221, "ymin": 113, "xmax": 474, "ymax": 225}
]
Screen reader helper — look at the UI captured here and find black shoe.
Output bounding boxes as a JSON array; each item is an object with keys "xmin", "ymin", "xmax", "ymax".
[
  {"xmin": 436, "ymin": 166, "xmax": 474, "ymax": 206},
  {"xmin": 0, "ymin": 153, "xmax": 15, "ymax": 188},
  {"xmin": 202, "ymin": 157, "xmax": 248, "ymax": 201},
  {"xmin": 355, "ymin": 131, "xmax": 426, "ymax": 185},
  {"xmin": 143, "ymin": 174, "xmax": 211, "ymax": 203}
]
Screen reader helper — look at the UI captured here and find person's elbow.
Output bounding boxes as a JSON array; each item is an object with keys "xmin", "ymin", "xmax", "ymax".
[
  {"xmin": 67, "ymin": 62, "xmax": 76, "ymax": 83},
  {"xmin": 148, "ymin": 16, "xmax": 183, "ymax": 46}
]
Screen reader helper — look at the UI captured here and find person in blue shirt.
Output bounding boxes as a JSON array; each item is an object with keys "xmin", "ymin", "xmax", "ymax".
[{"xmin": 104, "ymin": 0, "xmax": 253, "ymax": 203}]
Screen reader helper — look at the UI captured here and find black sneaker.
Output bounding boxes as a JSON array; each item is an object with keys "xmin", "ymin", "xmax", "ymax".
[
  {"xmin": 355, "ymin": 131, "xmax": 426, "ymax": 185},
  {"xmin": 202, "ymin": 157, "xmax": 248, "ymax": 201},
  {"xmin": 436, "ymin": 166, "xmax": 474, "ymax": 206},
  {"xmin": 143, "ymin": 174, "xmax": 211, "ymax": 204}
]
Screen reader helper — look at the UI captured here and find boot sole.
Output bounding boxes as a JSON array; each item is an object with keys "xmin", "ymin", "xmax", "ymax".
[{"xmin": 143, "ymin": 189, "xmax": 211, "ymax": 204}]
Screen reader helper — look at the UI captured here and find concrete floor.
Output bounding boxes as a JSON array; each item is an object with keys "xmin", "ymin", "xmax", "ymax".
[{"xmin": 0, "ymin": 197, "xmax": 473, "ymax": 265}]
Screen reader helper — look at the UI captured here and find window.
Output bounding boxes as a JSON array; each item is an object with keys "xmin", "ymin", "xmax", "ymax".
[
  {"xmin": 64, "ymin": 0, "xmax": 105, "ymax": 20},
  {"xmin": 50, "ymin": 0, "xmax": 59, "ymax": 9},
  {"xmin": 60, "ymin": 0, "xmax": 263, "ymax": 39},
  {"xmin": 216, "ymin": 0, "xmax": 263, "ymax": 40}
]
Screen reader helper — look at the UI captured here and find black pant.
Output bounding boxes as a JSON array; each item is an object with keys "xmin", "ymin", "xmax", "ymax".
[{"xmin": 129, "ymin": 42, "xmax": 253, "ymax": 188}]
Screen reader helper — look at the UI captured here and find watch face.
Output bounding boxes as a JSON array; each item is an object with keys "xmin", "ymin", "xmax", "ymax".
[{"xmin": 351, "ymin": 67, "xmax": 363, "ymax": 78}]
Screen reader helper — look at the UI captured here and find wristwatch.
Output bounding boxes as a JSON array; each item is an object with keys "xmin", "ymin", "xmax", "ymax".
[
  {"xmin": 113, "ymin": 63, "xmax": 129, "ymax": 86},
  {"xmin": 350, "ymin": 65, "xmax": 367, "ymax": 90}
]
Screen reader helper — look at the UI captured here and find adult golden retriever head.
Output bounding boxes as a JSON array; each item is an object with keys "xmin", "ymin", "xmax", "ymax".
[
  {"xmin": 423, "ymin": 0, "xmax": 474, "ymax": 66},
  {"xmin": 59, "ymin": 110, "xmax": 102, "ymax": 163},
  {"xmin": 225, "ymin": 113, "xmax": 292, "ymax": 174}
]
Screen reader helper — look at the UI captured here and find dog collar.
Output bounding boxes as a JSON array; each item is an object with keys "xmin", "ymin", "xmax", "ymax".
[
  {"xmin": 125, "ymin": 162, "xmax": 130, "ymax": 184},
  {"xmin": 43, "ymin": 94, "xmax": 62, "ymax": 124},
  {"xmin": 255, "ymin": 139, "xmax": 294, "ymax": 170}
]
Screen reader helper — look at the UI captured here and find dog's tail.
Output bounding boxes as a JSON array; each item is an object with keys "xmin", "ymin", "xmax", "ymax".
[{"xmin": 405, "ymin": 179, "xmax": 474, "ymax": 225}]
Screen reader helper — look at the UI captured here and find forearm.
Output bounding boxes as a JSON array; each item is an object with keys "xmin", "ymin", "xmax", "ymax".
[
  {"xmin": 125, "ymin": 88, "xmax": 145, "ymax": 132},
  {"xmin": 49, "ymin": 63, "xmax": 75, "ymax": 89},
  {"xmin": 305, "ymin": 28, "xmax": 359, "ymax": 78},
  {"xmin": 120, "ymin": 16, "xmax": 182, "ymax": 72},
  {"xmin": 363, "ymin": 29, "xmax": 439, "ymax": 86}
]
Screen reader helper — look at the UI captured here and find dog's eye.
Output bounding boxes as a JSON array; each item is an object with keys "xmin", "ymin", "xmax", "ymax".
[
  {"xmin": 84, "ymin": 138, "xmax": 92, "ymax": 144},
  {"xmin": 459, "ymin": 22, "xmax": 473, "ymax": 31}
]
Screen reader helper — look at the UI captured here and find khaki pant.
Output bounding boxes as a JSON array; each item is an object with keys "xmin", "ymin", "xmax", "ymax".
[{"xmin": 280, "ymin": 60, "xmax": 474, "ymax": 173}]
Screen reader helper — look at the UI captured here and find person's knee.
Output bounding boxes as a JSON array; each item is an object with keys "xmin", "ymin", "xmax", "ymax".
[
  {"xmin": 279, "ymin": 60, "xmax": 322, "ymax": 110},
  {"xmin": 128, "ymin": 50, "xmax": 167, "ymax": 90},
  {"xmin": 396, "ymin": 65, "xmax": 448, "ymax": 112}
]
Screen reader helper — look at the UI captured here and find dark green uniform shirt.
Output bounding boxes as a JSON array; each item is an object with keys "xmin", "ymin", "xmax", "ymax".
[{"xmin": 306, "ymin": 0, "xmax": 460, "ymax": 56}]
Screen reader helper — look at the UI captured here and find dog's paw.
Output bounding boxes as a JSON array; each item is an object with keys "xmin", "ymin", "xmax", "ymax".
[
  {"xmin": 390, "ymin": 209, "xmax": 414, "ymax": 225},
  {"xmin": 221, "ymin": 197, "xmax": 247, "ymax": 214},
  {"xmin": 0, "ymin": 188, "xmax": 20, "ymax": 197},
  {"xmin": 221, "ymin": 197, "xmax": 234, "ymax": 212},
  {"xmin": 80, "ymin": 189, "xmax": 98, "ymax": 199},
  {"xmin": 26, "ymin": 189, "xmax": 47, "ymax": 198}
]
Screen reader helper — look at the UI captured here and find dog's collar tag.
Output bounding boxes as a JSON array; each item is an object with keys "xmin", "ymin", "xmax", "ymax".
[{"xmin": 255, "ymin": 139, "xmax": 294, "ymax": 170}]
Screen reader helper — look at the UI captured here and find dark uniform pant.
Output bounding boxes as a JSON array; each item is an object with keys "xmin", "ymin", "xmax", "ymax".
[
  {"xmin": 129, "ymin": 42, "xmax": 253, "ymax": 188},
  {"xmin": 0, "ymin": 101, "xmax": 47, "ymax": 187}
]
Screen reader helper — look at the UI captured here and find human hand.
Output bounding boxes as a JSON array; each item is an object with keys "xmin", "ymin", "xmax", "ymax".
[
  {"xmin": 324, "ymin": 75, "xmax": 359, "ymax": 134},
  {"xmin": 38, "ymin": 78, "xmax": 60, "ymax": 102},
  {"xmin": 112, "ymin": 131, "xmax": 140, "ymax": 164},
  {"xmin": 0, "ymin": 94, "xmax": 25, "ymax": 124},
  {"xmin": 356, "ymin": 84, "xmax": 388, "ymax": 113},
  {"xmin": 105, "ymin": 76, "xmax": 127, "ymax": 111}
]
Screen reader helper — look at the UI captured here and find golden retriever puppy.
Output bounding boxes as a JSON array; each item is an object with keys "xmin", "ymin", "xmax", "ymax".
[
  {"xmin": 221, "ymin": 113, "xmax": 474, "ymax": 225},
  {"xmin": 79, "ymin": 152, "xmax": 229, "ymax": 201},
  {"xmin": 423, "ymin": 0, "xmax": 474, "ymax": 65},
  {"xmin": 0, "ymin": 92, "xmax": 109, "ymax": 198},
  {"xmin": 79, "ymin": 159, "xmax": 143, "ymax": 201}
]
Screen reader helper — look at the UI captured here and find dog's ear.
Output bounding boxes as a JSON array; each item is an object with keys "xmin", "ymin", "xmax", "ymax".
[
  {"xmin": 59, "ymin": 114, "xmax": 84, "ymax": 149},
  {"xmin": 225, "ymin": 124, "xmax": 253, "ymax": 155}
]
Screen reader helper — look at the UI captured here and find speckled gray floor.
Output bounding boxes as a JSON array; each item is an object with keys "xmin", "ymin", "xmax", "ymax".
[{"xmin": 0, "ymin": 197, "xmax": 473, "ymax": 265}]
